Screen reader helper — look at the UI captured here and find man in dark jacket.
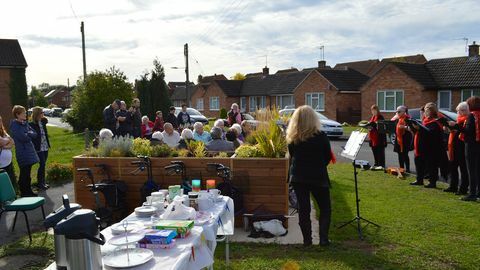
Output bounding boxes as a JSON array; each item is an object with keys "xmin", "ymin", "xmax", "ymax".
[
  {"xmin": 177, "ymin": 104, "xmax": 191, "ymax": 128},
  {"xmin": 165, "ymin": 106, "xmax": 179, "ymax": 129},
  {"xmin": 103, "ymin": 99, "xmax": 120, "ymax": 134},
  {"xmin": 131, "ymin": 98, "xmax": 142, "ymax": 138},
  {"xmin": 116, "ymin": 101, "xmax": 133, "ymax": 137}
]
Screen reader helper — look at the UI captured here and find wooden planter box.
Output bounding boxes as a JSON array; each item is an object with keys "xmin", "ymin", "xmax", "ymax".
[{"xmin": 73, "ymin": 156, "xmax": 289, "ymax": 227}]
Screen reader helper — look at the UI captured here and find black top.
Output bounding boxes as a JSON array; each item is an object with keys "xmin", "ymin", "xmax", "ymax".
[
  {"xmin": 132, "ymin": 107, "xmax": 142, "ymax": 128},
  {"xmin": 177, "ymin": 111, "xmax": 191, "ymax": 126},
  {"xmin": 227, "ymin": 110, "xmax": 244, "ymax": 126},
  {"xmin": 165, "ymin": 113, "xmax": 179, "ymax": 128},
  {"xmin": 414, "ymin": 120, "xmax": 443, "ymax": 159},
  {"xmin": 463, "ymin": 113, "xmax": 478, "ymax": 144},
  {"xmin": 103, "ymin": 105, "xmax": 117, "ymax": 131},
  {"xmin": 116, "ymin": 109, "xmax": 133, "ymax": 133},
  {"xmin": 29, "ymin": 118, "xmax": 50, "ymax": 152},
  {"xmin": 288, "ymin": 131, "xmax": 332, "ymax": 187}
]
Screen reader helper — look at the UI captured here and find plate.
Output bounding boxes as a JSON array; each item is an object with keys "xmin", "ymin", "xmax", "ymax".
[
  {"xmin": 103, "ymin": 248, "xmax": 154, "ymax": 268},
  {"xmin": 111, "ymin": 221, "xmax": 144, "ymax": 235},
  {"xmin": 135, "ymin": 206, "xmax": 156, "ymax": 217},
  {"xmin": 108, "ymin": 232, "xmax": 145, "ymax": 246}
]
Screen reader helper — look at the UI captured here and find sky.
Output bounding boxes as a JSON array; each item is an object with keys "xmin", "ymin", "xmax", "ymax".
[{"xmin": 1, "ymin": 0, "xmax": 479, "ymax": 87}]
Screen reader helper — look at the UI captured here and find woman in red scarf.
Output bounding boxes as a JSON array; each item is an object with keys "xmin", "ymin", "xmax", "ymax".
[
  {"xmin": 368, "ymin": 105, "xmax": 387, "ymax": 169},
  {"xmin": 392, "ymin": 106, "xmax": 412, "ymax": 174},
  {"xmin": 444, "ymin": 102, "xmax": 469, "ymax": 194},
  {"xmin": 409, "ymin": 102, "xmax": 444, "ymax": 188},
  {"xmin": 461, "ymin": 96, "xmax": 480, "ymax": 201}
]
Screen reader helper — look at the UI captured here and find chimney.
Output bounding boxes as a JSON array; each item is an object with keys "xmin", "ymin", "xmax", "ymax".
[
  {"xmin": 318, "ymin": 60, "xmax": 326, "ymax": 68},
  {"xmin": 262, "ymin": 66, "xmax": 269, "ymax": 76},
  {"xmin": 469, "ymin": 41, "xmax": 479, "ymax": 57},
  {"xmin": 197, "ymin": 74, "xmax": 203, "ymax": 83}
]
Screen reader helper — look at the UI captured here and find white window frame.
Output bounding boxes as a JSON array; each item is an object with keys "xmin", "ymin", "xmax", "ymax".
[
  {"xmin": 437, "ymin": 90, "xmax": 451, "ymax": 111},
  {"xmin": 209, "ymin": 96, "xmax": 220, "ymax": 111},
  {"xmin": 196, "ymin": 98, "xmax": 204, "ymax": 111},
  {"xmin": 376, "ymin": 90, "xmax": 404, "ymax": 112},
  {"xmin": 305, "ymin": 92, "xmax": 325, "ymax": 111},
  {"xmin": 240, "ymin": 97, "xmax": 246, "ymax": 112},
  {"xmin": 275, "ymin": 95, "xmax": 294, "ymax": 110},
  {"xmin": 461, "ymin": 89, "xmax": 480, "ymax": 101},
  {"xmin": 249, "ymin": 96, "xmax": 266, "ymax": 112}
]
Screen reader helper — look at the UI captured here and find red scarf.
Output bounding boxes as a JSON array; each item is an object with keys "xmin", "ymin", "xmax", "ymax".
[
  {"xmin": 368, "ymin": 115, "xmax": 379, "ymax": 147},
  {"xmin": 330, "ymin": 150, "xmax": 336, "ymax": 164},
  {"xmin": 471, "ymin": 110, "xmax": 480, "ymax": 142},
  {"xmin": 448, "ymin": 115, "xmax": 467, "ymax": 160},
  {"xmin": 396, "ymin": 115, "xmax": 409, "ymax": 152}
]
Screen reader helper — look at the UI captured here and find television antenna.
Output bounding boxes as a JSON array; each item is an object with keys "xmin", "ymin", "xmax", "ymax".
[
  {"xmin": 454, "ymin": 37, "xmax": 469, "ymax": 52},
  {"xmin": 317, "ymin": 45, "xmax": 325, "ymax": 60}
]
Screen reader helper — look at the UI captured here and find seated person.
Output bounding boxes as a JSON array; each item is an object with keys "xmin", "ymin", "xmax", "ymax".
[
  {"xmin": 226, "ymin": 129, "xmax": 241, "ymax": 149},
  {"xmin": 206, "ymin": 127, "xmax": 234, "ymax": 152},
  {"xmin": 178, "ymin": 128, "xmax": 195, "ymax": 149},
  {"xmin": 213, "ymin": 119, "xmax": 226, "ymax": 139},
  {"xmin": 161, "ymin": 123, "xmax": 180, "ymax": 148},
  {"xmin": 150, "ymin": 131, "xmax": 163, "ymax": 146},
  {"xmin": 231, "ymin": 123, "xmax": 245, "ymax": 142},
  {"xmin": 141, "ymin": 116, "xmax": 154, "ymax": 139},
  {"xmin": 193, "ymin": 122, "xmax": 212, "ymax": 143}
]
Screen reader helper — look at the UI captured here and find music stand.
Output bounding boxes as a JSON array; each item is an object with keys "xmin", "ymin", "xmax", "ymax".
[{"xmin": 338, "ymin": 131, "xmax": 380, "ymax": 240}]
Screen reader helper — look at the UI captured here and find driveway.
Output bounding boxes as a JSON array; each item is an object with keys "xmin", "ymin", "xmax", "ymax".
[{"xmin": 46, "ymin": 117, "xmax": 72, "ymax": 130}]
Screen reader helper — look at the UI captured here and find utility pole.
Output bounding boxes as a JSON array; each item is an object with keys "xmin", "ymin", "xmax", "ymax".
[
  {"xmin": 81, "ymin": 21, "xmax": 87, "ymax": 82},
  {"xmin": 184, "ymin": 43, "xmax": 190, "ymax": 107}
]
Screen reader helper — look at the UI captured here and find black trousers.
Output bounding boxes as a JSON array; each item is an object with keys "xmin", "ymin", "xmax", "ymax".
[
  {"xmin": 465, "ymin": 142, "xmax": 480, "ymax": 197},
  {"xmin": 292, "ymin": 183, "xmax": 331, "ymax": 244},
  {"xmin": 37, "ymin": 151, "xmax": 48, "ymax": 186},
  {"xmin": 371, "ymin": 146, "xmax": 385, "ymax": 167},
  {"xmin": 19, "ymin": 163, "xmax": 34, "ymax": 195},
  {"xmin": 1, "ymin": 162, "xmax": 16, "ymax": 190},
  {"xmin": 449, "ymin": 143, "xmax": 469, "ymax": 192},
  {"xmin": 415, "ymin": 155, "xmax": 439, "ymax": 184},
  {"xmin": 414, "ymin": 156, "xmax": 425, "ymax": 183},
  {"xmin": 439, "ymin": 150, "xmax": 449, "ymax": 179},
  {"xmin": 397, "ymin": 151, "xmax": 410, "ymax": 172}
]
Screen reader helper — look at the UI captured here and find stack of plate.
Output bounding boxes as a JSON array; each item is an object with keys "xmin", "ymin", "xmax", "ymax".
[{"xmin": 134, "ymin": 206, "xmax": 157, "ymax": 218}]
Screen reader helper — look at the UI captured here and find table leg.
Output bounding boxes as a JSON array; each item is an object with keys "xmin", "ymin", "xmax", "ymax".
[{"xmin": 226, "ymin": 235, "xmax": 230, "ymax": 266}]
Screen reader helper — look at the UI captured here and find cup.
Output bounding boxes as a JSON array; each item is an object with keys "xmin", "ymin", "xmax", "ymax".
[{"xmin": 145, "ymin": 196, "xmax": 152, "ymax": 205}]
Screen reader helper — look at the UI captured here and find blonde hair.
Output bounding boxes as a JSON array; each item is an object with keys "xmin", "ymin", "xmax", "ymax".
[
  {"xmin": 424, "ymin": 102, "xmax": 438, "ymax": 118},
  {"xmin": 286, "ymin": 105, "xmax": 321, "ymax": 144},
  {"xmin": 12, "ymin": 105, "xmax": 26, "ymax": 119},
  {"xmin": 32, "ymin": 106, "xmax": 44, "ymax": 122}
]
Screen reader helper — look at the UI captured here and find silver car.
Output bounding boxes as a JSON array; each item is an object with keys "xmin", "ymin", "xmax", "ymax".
[{"xmin": 279, "ymin": 108, "xmax": 344, "ymax": 138}]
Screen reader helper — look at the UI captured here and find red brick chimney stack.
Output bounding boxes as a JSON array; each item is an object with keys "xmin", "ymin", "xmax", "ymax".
[
  {"xmin": 318, "ymin": 60, "xmax": 326, "ymax": 68},
  {"xmin": 262, "ymin": 66, "xmax": 269, "ymax": 76},
  {"xmin": 469, "ymin": 41, "xmax": 479, "ymax": 57}
]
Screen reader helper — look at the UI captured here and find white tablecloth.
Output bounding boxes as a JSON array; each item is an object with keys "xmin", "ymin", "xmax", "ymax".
[{"xmin": 45, "ymin": 196, "xmax": 234, "ymax": 270}]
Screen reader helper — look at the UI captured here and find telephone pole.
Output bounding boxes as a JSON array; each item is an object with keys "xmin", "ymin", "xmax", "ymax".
[
  {"xmin": 81, "ymin": 21, "xmax": 87, "ymax": 82},
  {"xmin": 184, "ymin": 43, "xmax": 190, "ymax": 107}
]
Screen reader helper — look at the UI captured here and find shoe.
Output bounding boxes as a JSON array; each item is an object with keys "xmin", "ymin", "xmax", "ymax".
[
  {"xmin": 410, "ymin": 181, "xmax": 424, "ymax": 186},
  {"xmin": 319, "ymin": 240, "xmax": 331, "ymax": 247},
  {"xmin": 424, "ymin": 183, "xmax": 437, "ymax": 188},
  {"xmin": 461, "ymin": 195, "xmax": 477, "ymax": 201},
  {"xmin": 39, "ymin": 184, "xmax": 50, "ymax": 190},
  {"xmin": 443, "ymin": 187, "xmax": 456, "ymax": 193},
  {"xmin": 372, "ymin": 166, "xmax": 384, "ymax": 171}
]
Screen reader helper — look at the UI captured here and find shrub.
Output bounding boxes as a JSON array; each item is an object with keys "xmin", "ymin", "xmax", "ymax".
[
  {"xmin": 235, "ymin": 144, "xmax": 262, "ymax": 158},
  {"xmin": 186, "ymin": 140, "xmax": 206, "ymax": 157},
  {"xmin": 132, "ymin": 138, "xmax": 152, "ymax": 156},
  {"xmin": 251, "ymin": 109, "xmax": 287, "ymax": 158},
  {"xmin": 214, "ymin": 152, "xmax": 229, "ymax": 158},
  {"xmin": 177, "ymin": 149, "xmax": 190, "ymax": 157},
  {"xmin": 46, "ymin": 163, "xmax": 73, "ymax": 186},
  {"xmin": 219, "ymin": 108, "xmax": 227, "ymax": 119},
  {"xmin": 151, "ymin": 144, "xmax": 172, "ymax": 157},
  {"xmin": 97, "ymin": 136, "xmax": 133, "ymax": 157}
]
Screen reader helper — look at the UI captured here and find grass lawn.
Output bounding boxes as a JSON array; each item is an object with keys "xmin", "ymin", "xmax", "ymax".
[
  {"xmin": 342, "ymin": 125, "xmax": 362, "ymax": 137},
  {"xmin": 2, "ymin": 163, "xmax": 479, "ymax": 269},
  {"xmin": 12, "ymin": 126, "xmax": 85, "ymax": 185}
]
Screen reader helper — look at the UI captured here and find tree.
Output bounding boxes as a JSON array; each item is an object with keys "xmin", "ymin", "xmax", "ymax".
[
  {"xmin": 136, "ymin": 58, "xmax": 172, "ymax": 120},
  {"xmin": 65, "ymin": 66, "xmax": 133, "ymax": 132},
  {"xmin": 231, "ymin": 73, "xmax": 246, "ymax": 80},
  {"xmin": 29, "ymin": 87, "xmax": 48, "ymax": 107},
  {"xmin": 9, "ymin": 68, "xmax": 28, "ymax": 108}
]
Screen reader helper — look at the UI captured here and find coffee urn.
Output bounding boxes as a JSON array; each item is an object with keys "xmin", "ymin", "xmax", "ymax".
[
  {"xmin": 54, "ymin": 209, "xmax": 105, "ymax": 270},
  {"xmin": 44, "ymin": 195, "xmax": 81, "ymax": 270}
]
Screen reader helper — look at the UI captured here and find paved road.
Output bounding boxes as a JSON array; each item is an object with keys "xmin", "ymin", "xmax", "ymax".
[
  {"xmin": 46, "ymin": 116, "xmax": 72, "ymax": 130},
  {"xmin": 329, "ymin": 137, "xmax": 417, "ymax": 173}
]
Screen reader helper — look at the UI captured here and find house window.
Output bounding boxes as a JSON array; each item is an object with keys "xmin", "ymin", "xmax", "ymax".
[
  {"xmin": 209, "ymin": 97, "xmax": 219, "ymax": 111},
  {"xmin": 461, "ymin": 89, "xmax": 480, "ymax": 101},
  {"xmin": 240, "ymin": 97, "xmax": 247, "ymax": 112},
  {"xmin": 276, "ymin": 95, "xmax": 294, "ymax": 109},
  {"xmin": 305, "ymin": 92, "xmax": 325, "ymax": 111},
  {"xmin": 437, "ymin": 91, "xmax": 451, "ymax": 111},
  {"xmin": 196, "ymin": 98, "xmax": 204, "ymax": 111},
  {"xmin": 249, "ymin": 96, "xmax": 266, "ymax": 112},
  {"xmin": 377, "ymin": 90, "xmax": 404, "ymax": 112},
  {"xmin": 173, "ymin": 100, "xmax": 182, "ymax": 107}
]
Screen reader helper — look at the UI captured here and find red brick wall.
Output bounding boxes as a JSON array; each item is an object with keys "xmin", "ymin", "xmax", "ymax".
[
  {"xmin": 0, "ymin": 68, "xmax": 13, "ymax": 126},
  {"xmin": 49, "ymin": 89, "xmax": 71, "ymax": 108},
  {"xmin": 190, "ymin": 83, "xmax": 239, "ymax": 118},
  {"xmin": 360, "ymin": 64, "xmax": 438, "ymax": 120}
]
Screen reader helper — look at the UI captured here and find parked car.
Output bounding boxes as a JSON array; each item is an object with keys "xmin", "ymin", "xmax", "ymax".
[
  {"xmin": 222, "ymin": 113, "xmax": 259, "ymax": 128},
  {"xmin": 51, "ymin": 107, "xmax": 63, "ymax": 117},
  {"xmin": 279, "ymin": 108, "xmax": 344, "ymax": 138},
  {"xmin": 174, "ymin": 107, "xmax": 209, "ymax": 125},
  {"xmin": 43, "ymin": 108, "xmax": 53, "ymax": 116}
]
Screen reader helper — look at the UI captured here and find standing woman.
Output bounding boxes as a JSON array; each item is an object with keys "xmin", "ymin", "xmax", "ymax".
[
  {"xmin": 461, "ymin": 96, "xmax": 480, "ymax": 201},
  {"xmin": 29, "ymin": 107, "xmax": 51, "ymax": 190},
  {"xmin": 0, "ymin": 116, "xmax": 16, "ymax": 188},
  {"xmin": 367, "ymin": 105, "xmax": 387, "ymax": 169},
  {"xmin": 286, "ymin": 105, "xmax": 333, "ymax": 246},
  {"xmin": 392, "ymin": 106, "xmax": 412, "ymax": 174},
  {"xmin": 445, "ymin": 102, "xmax": 469, "ymax": 194},
  {"xmin": 10, "ymin": 105, "xmax": 39, "ymax": 197}
]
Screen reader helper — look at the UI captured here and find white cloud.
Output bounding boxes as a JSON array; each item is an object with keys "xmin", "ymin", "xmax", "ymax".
[{"xmin": 0, "ymin": 0, "xmax": 478, "ymax": 87}]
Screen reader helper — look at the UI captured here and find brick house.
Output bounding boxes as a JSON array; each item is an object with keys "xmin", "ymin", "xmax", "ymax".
[
  {"xmin": 0, "ymin": 39, "xmax": 27, "ymax": 125},
  {"xmin": 360, "ymin": 42, "xmax": 480, "ymax": 120},
  {"xmin": 44, "ymin": 87, "xmax": 71, "ymax": 108},
  {"xmin": 172, "ymin": 75, "xmax": 226, "ymax": 108}
]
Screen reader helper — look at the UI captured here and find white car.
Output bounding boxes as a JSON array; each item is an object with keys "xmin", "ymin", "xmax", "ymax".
[{"xmin": 279, "ymin": 108, "xmax": 344, "ymax": 138}]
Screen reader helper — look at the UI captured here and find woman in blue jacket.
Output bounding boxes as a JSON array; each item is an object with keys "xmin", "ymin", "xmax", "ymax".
[
  {"xmin": 29, "ymin": 107, "xmax": 50, "ymax": 190},
  {"xmin": 10, "ymin": 105, "xmax": 39, "ymax": 197}
]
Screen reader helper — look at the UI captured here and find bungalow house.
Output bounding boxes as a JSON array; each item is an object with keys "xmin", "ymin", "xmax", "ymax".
[
  {"xmin": 0, "ymin": 39, "xmax": 28, "ymax": 125},
  {"xmin": 360, "ymin": 42, "xmax": 480, "ymax": 120},
  {"xmin": 45, "ymin": 87, "xmax": 71, "ymax": 108}
]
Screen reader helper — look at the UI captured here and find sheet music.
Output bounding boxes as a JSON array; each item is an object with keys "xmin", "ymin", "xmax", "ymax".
[{"xmin": 341, "ymin": 131, "xmax": 367, "ymax": 160}]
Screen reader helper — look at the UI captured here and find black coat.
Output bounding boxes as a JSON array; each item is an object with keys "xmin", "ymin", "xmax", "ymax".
[
  {"xmin": 177, "ymin": 111, "xmax": 191, "ymax": 126},
  {"xmin": 103, "ymin": 105, "xmax": 117, "ymax": 132},
  {"xmin": 288, "ymin": 131, "xmax": 332, "ymax": 187},
  {"xmin": 463, "ymin": 113, "xmax": 478, "ymax": 145},
  {"xmin": 165, "ymin": 113, "xmax": 178, "ymax": 128},
  {"xmin": 116, "ymin": 109, "xmax": 133, "ymax": 135},
  {"xmin": 29, "ymin": 119, "xmax": 50, "ymax": 152},
  {"xmin": 414, "ymin": 120, "xmax": 443, "ymax": 161}
]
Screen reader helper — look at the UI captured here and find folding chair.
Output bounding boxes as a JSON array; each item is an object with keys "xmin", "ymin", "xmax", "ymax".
[{"xmin": 0, "ymin": 170, "xmax": 46, "ymax": 242}]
